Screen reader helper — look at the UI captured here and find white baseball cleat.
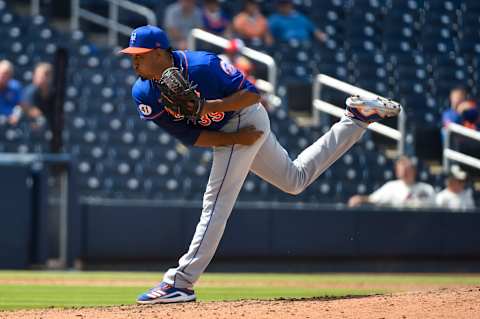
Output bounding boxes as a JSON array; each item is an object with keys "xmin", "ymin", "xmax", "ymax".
[
  {"xmin": 137, "ymin": 282, "xmax": 196, "ymax": 304},
  {"xmin": 345, "ymin": 95, "xmax": 402, "ymax": 123}
]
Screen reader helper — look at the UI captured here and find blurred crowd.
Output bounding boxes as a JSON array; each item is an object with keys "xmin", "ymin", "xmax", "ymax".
[
  {"xmin": 0, "ymin": 59, "xmax": 54, "ymax": 131},
  {"xmin": 161, "ymin": 0, "xmax": 326, "ymax": 50},
  {"xmin": 159, "ymin": 0, "xmax": 326, "ymax": 84}
]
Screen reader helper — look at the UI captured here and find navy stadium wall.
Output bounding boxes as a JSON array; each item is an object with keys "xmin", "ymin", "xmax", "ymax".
[
  {"xmin": 1, "ymin": 161, "xmax": 480, "ymax": 271},
  {"xmin": 80, "ymin": 201, "xmax": 480, "ymax": 272},
  {"xmin": 0, "ymin": 164, "xmax": 32, "ymax": 268}
]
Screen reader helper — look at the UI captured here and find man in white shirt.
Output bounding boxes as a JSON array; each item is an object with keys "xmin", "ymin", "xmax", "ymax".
[
  {"xmin": 436, "ymin": 165, "xmax": 475, "ymax": 210},
  {"xmin": 348, "ymin": 156, "xmax": 436, "ymax": 208}
]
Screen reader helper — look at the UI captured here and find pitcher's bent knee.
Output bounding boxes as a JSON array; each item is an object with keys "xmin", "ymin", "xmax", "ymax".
[
  {"xmin": 283, "ymin": 184, "xmax": 305, "ymax": 195},
  {"xmin": 280, "ymin": 168, "xmax": 307, "ymax": 195}
]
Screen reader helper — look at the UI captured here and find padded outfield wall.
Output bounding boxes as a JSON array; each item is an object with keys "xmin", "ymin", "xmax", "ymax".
[
  {"xmin": 80, "ymin": 201, "xmax": 480, "ymax": 272},
  {"xmin": 2, "ymin": 161, "xmax": 480, "ymax": 271}
]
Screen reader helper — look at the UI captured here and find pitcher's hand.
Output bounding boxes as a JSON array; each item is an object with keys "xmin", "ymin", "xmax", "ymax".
[{"xmin": 232, "ymin": 125, "xmax": 264, "ymax": 145}]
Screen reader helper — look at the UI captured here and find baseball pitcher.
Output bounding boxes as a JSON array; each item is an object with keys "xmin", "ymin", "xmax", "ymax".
[{"xmin": 120, "ymin": 25, "xmax": 401, "ymax": 304}]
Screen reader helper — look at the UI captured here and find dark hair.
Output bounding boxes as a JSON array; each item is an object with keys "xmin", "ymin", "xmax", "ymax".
[
  {"xmin": 242, "ymin": 0, "xmax": 258, "ymax": 11},
  {"xmin": 396, "ymin": 156, "xmax": 415, "ymax": 168},
  {"xmin": 451, "ymin": 85, "xmax": 466, "ymax": 93}
]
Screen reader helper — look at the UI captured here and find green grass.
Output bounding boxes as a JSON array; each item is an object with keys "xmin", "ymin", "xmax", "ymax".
[
  {"xmin": 1, "ymin": 271, "xmax": 480, "ymax": 310},
  {"xmin": 201, "ymin": 273, "xmax": 480, "ymax": 286},
  {"xmin": 1, "ymin": 271, "xmax": 480, "ymax": 285},
  {"xmin": 0, "ymin": 285, "xmax": 376, "ymax": 310},
  {"xmin": 0, "ymin": 285, "xmax": 140, "ymax": 310}
]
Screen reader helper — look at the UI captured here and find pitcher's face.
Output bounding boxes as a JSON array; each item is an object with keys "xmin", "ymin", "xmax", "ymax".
[{"xmin": 131, "ymin": 49, "xmax": 171, "ymax": 80}]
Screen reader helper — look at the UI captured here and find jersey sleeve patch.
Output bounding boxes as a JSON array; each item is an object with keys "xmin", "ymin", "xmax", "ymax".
[
  {"xmin": 132, "ymin": 79, "xmax": 165, "ymax": 120},
  {"xmin": 138, "ymin": 104, "xmax": 153, "ymax": 116}
]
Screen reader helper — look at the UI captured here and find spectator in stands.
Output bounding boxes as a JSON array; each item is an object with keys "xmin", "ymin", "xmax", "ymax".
[
  {"xmin": 441, "ymin": 87, "xmax": 480, "ymax": 156},
  {"xmin": 163, "ymin": 0, "xmax": 203, "ymax": 50},
  {"xmin": 442, "ymin": 86, "xmax": 467, "ymax": 127},
  {"xmin": 0, "ymin": 60, "xmax": 23, "ymax": 126},
  {"xmin": 233, "ymin": 0, "xmax": 273, "ymax": 46},
  {"xmin": 22, "ymin": 62, "xmax": 55, "ymax": 130},
  {"xmin": 436, "ymin": 165, "xmax": 475, "ymax": 210},
  {"xmin": 201, "ymin": 0, "xmax": 232, "ymax": 38},
  {"xmin": 456, "ymin": 99, "xmax": 479, "ymax": 131},
  {"xmin": 268, "ymin": 0, "xmax": 327, "ymax": 44},
  {"xmin": 348, "ymin": 156, "xmax": 436, "ymax": 208}
]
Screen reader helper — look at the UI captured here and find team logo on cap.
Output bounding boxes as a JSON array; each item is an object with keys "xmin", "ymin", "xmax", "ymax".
[{"xmin": 130, "ymin": 32, "xmax": 137, "ymax": 45}]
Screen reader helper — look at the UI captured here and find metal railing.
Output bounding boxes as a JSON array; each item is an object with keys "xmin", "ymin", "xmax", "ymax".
[
  {"xmin": 70, "ymin": 0, "xmax": 157, "ymax": 47},
  {"xmin": 443, "ymin": 122, "xmax": 480, "ymax": 172},
  {"xmin": 188, "ymin": 28, "xmax": 277, "ymax": 94},
  {"xmin": 30, "ymin": 0, "xmax": 40, "ymax": 15},
  {"xmin": 313, "ymin": 74, "xmax": 406, "ymax": 155}
]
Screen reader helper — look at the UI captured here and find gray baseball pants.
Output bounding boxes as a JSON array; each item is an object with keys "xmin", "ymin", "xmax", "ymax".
[{"xmin": 163, "ymin": 103, "xmax": 367, "ymax": 288}]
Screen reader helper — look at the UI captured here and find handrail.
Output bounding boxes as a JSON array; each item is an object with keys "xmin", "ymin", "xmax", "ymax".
[
  {"xmin": 71, "ymin": 0, "xmax": 157, "ymax": 47},
  {"xmin": 445, "ymin": 122, "xmax": 480, "ymax": 142},
  {"xmin": 443, "ymin": 122, "xmax": 480, "ymax": 171},
  {"xmin": 313, "ymin": 74, "xmax": 406, "ymax": 155},
  {"xmin": 188, "ymin": 28, "xmax": 277, "ymax": 93},
  {"xmin": 31, "ymin": 0, "xmax": 40, "ymax": 15}
]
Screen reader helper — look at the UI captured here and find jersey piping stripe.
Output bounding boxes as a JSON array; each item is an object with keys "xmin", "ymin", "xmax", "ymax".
[
  {"xmin": 237, "ymin": 75, "xmax": 246, "ymax": 90},
  {"xmin": 174, "ymin": 114, "xmax": 241, "ymax": 287},
  {"xmin": 142, "ymin": 110, "xmax": 165, "ymax": 120},
  {"xmin": 180, "ymin": 51, "xmax": 189, "ymax": 77}
]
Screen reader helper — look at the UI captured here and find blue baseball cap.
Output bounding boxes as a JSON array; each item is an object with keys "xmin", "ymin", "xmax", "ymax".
[{"xmin": 120, "ymin": 25, "xmax": 170, "ymax": 54}]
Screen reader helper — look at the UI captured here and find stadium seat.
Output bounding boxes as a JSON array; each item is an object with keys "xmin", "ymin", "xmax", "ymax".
[{"xmin": 0, "ymin": 0, "xmax": 478, "ymax": 205}]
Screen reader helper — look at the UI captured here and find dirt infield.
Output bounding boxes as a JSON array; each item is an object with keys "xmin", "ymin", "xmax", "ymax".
[{"xmin": 2, "ymin": 287, "xmax": 479, "ymax": 319}]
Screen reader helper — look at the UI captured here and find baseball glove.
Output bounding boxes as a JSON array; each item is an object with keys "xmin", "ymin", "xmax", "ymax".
[{"xmin": 156, "ymin": 67, "xmax": 205, "ymax": 120}]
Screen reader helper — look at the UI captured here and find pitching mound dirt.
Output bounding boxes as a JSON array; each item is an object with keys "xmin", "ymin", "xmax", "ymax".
[{"xmin": 1, "ymin": 286, "xmax": 479, "ymax": 319}]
